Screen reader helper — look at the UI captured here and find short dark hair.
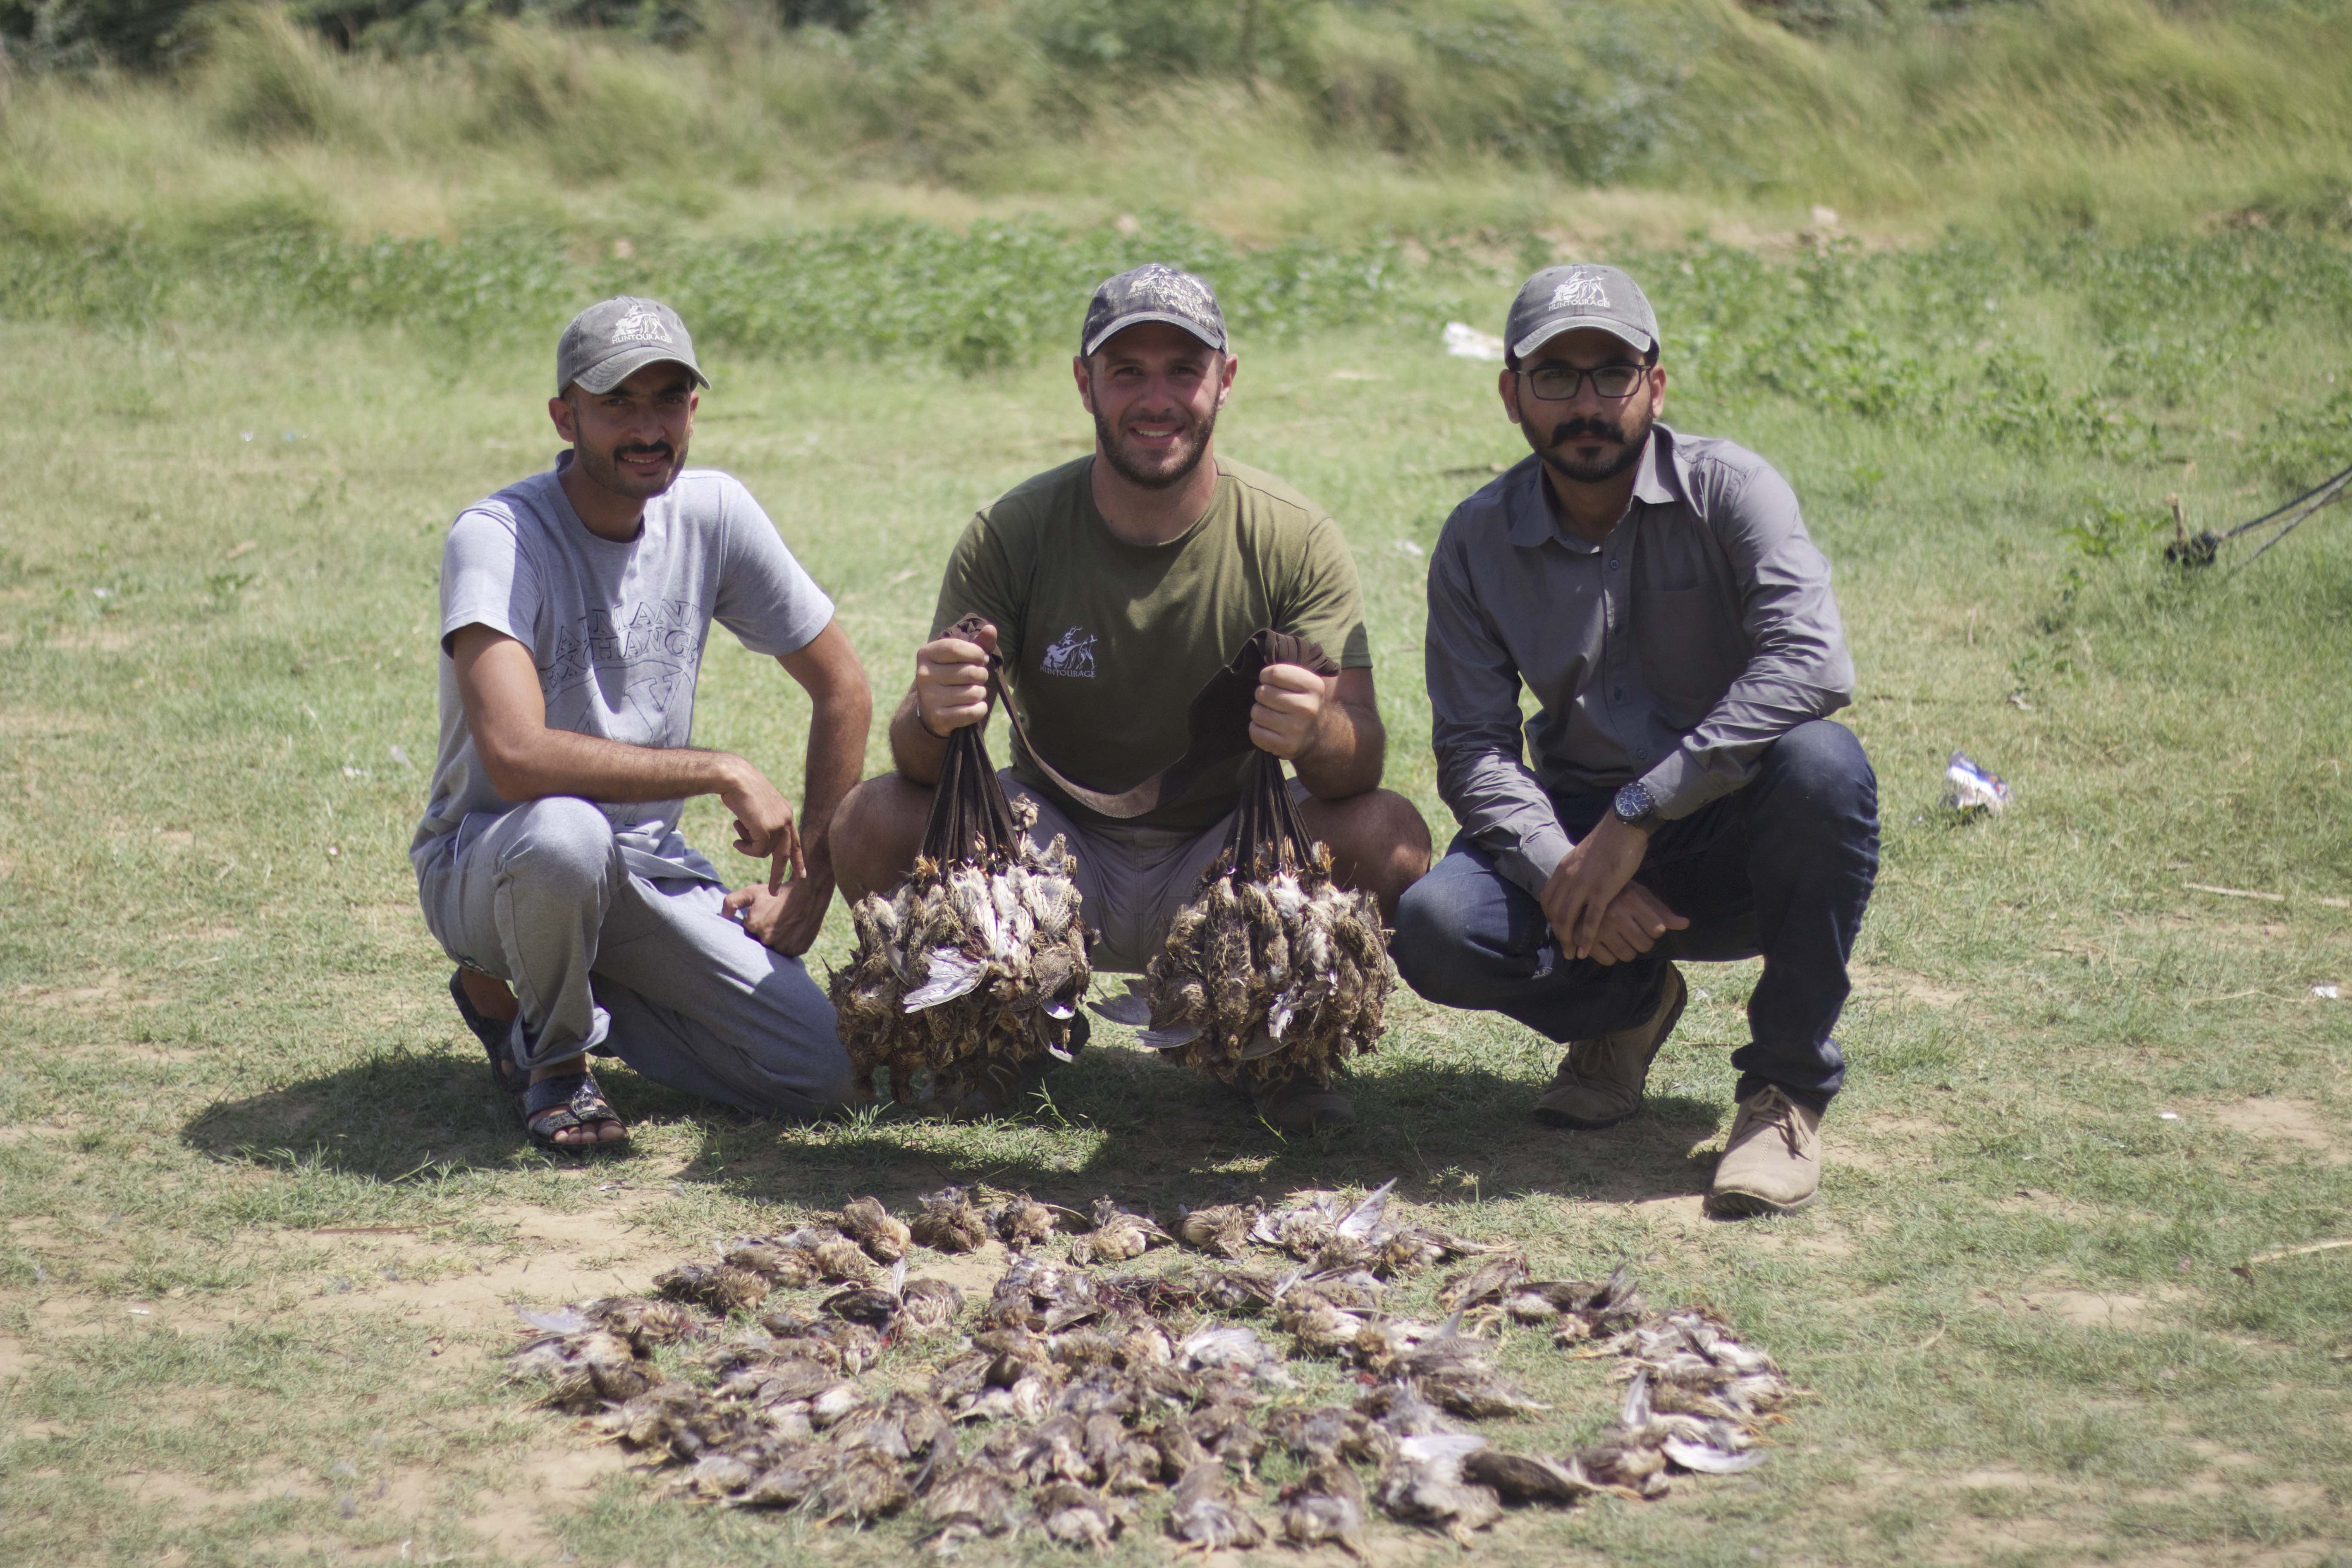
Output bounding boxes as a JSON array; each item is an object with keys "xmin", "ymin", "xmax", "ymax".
[{"xmin": 1504, "ymin": 340, "xmax": 1660, "ymax": 374}]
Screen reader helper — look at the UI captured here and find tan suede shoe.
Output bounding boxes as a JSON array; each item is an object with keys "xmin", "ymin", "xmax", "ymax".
[
  {"xmin": 1705, "ymin": 1085, "xmax": 1824, "ymax": 1217},
  {"xmin": 1532, "ymin": 963, "xmax": 1687, "ymax": 1130}
]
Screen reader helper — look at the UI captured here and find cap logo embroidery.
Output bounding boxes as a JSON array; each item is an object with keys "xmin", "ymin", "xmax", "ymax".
[
  {"xmin": 611, "ymin": 304, "xmax": 674, "ymax": 345},
  {"xmin": 1131, "ymin": 265, "xmax": 1216, "ymax": 321},
  {"xmin": 1549, "ymin": 271, "xmax": 1611, "ymax": 311}
]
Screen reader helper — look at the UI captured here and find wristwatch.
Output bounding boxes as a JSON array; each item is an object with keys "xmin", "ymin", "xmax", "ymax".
[{"xmin": 1611, "ymin": 779, "xmax": 1661, "ymax": 831}]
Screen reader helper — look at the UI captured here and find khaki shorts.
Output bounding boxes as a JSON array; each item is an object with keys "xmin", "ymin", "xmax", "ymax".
[{"xmin": 1003, "ymin": 769, "xmax": 1310, "ymax": 974}]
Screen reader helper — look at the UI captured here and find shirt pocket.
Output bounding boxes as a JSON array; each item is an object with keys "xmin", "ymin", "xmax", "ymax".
[{"xmin": 1632, "ymin": 586, "xmax": 1746, "ymax": 726}]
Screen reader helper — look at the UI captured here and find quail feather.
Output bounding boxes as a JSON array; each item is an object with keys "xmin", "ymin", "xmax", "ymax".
[
  {"xmin": 509, "ymin": 1327, "xmax": 655, "ymax": 1408},
  {"xmin": 1068, "ymin": 1197, "xmax": 1171, "ymax": 1265},
  {"xmin": 983, "ymin": 1192, "xmax": 1059, "ymax": 1251},
  {"xmin": 1167, "ymin": 1463, "xmax": 1266, "ymax": 1551},
  {"xmin": 1376, "ymin": 1432, "xmax": 1503, "ymax": 1545},
  {"xmin": 899, "ymin": 1276, "xmax": 966, "ymax": 1338},
  {"xmin": 1175, "ymin": 1201, "xmax": 1258, "ymax": 1259},
  {"xmin": 830, "ymin": 797, "xmax": 1092, "ymax": 1109},
  {"xmin": 577, "ymin": 1295, "xmax": 701, "ymax": 1352},
  {"xmin": 919, "ymin": 1462, "xmax": 1026, "ymax": 1554},
  {"xmin": 909, "ymin": 1185, "xmax": 991, "ymax": 1253},
  {"xmin": 1280, "ymin": 1460, "xmax": 1370, "ymax": 1560},
  {"xmin": 654, "ymin": 1262, "xmax": 770, "ymax": 1316},
  {"xmin": 721, "ymin": 1240, "xmax": 820, "ymax": 1289},
  {"xmin": 839, "ymin": 1196, "xmax": 914, "ymax": 1263},
  {"xmin": 1035, "ymin": 1480, "xmax": 1124, "ymax": 1551}
]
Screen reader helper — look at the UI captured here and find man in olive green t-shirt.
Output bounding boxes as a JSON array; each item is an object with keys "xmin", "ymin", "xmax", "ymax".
[{"xmin": 830, "ymin": 263, "xmax": 1431, "ymax": 1133}]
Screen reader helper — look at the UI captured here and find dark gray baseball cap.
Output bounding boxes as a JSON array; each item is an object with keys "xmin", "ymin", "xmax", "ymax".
[
  {"xmin": 1505, "ymin": 264, "xmax": 1660, "ymax": 362},
  {"xmin": 556, "ymin": 296, "xmax": 710, "ymax": 396},
  {"xmin": 1080, "ymin": 263, "xmax": 1228, "ymax": 358}
]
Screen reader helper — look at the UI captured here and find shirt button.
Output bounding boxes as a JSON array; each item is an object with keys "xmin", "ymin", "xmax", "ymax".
[
  {"xmin": 1608, "ymin": 558, "xmax": 1620, "ymax": 569},
  {"xmin": 1638, "ymin": 749, "xmax": 1651, "ymax": 760}
]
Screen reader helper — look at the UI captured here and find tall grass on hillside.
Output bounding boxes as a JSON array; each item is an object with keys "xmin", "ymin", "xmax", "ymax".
[{"xmin": 4, "ymin": 0, "xmax": 2352, "ymax": 244}]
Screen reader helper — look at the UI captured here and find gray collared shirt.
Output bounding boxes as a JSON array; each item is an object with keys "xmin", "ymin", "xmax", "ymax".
[{"xmin": 1424, "ymin": 423, "xmax": 1854, "ymax": 899}]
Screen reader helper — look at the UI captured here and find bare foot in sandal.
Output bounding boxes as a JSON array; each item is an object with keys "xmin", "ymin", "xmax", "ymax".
[{"xmin": 525, "ymin": 1059, "xmax": 629, "ymax": 1149}]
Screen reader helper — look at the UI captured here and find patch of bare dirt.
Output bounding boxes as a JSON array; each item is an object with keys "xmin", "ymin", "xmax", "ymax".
[
  {"xmin": 2205, "ymin": 1099, "xmax": 2346, "ymax": 1164},
  {"xmin": 1829, "ymin": 1114, "xmax": 1947, "ymax": 1172},
  {"xmin": 46, "ymin": 624, "xmax": 140, "ymax": 652},
  {"xmin": 1849, "ymin": 964, "xmax": 1969, "ymax": 1010},
  {"xmin": 466, "ymin": 1444, "xmax": 633, "ymax": 1561},
  {"xmin": 1980, "ymin": 1286, "xmax": 2186, "ymax": 1329},
  {"xmin": 7, "ymin": 975, "xmax": 159, "ymax": 1014},
  {"xmin": 0, "ymin": 708, "xmax": 100, "ymax": 737}
]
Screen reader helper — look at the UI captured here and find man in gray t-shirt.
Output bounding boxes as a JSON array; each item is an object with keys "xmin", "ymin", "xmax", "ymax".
[{"xmin": 413, "ymin": 297, "xmax": 872, "ymax": 1148}]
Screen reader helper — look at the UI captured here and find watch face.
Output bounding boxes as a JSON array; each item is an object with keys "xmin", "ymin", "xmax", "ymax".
[{"xmin": 1615, "ymin": 782, "xmax": 1654, "ymax": 824}]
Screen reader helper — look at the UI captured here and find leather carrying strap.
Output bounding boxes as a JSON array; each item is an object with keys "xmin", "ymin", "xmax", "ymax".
[{"xmin": 979, "ymin": 624, "xmax": 1338, "ymax": 822}]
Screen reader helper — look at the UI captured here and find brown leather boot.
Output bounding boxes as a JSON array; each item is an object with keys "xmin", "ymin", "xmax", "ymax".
[
  {"xmin": 1531, "ymin": 964, "xmax": 1687, "ymax": 1130},
  {"xmin": 1705, "ymin": 1085, "xmax": 1824, "ymax": 1216}
]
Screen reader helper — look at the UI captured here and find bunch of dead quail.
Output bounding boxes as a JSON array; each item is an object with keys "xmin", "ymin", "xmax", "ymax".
[
  {"xmin": 509, "ymin": 1182, "xmax": 1795, "ymax": 1554},
  {"xmin": 829, "ymin": 797, "xmax": 1091, "ymax": 1109},
  {"xmin": 1138, "ymin": 835, "xmax": 1396, "ymax": 1096}
]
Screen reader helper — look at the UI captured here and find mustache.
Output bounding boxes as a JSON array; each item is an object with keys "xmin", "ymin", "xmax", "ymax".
[{"xmin": 1547, "ymin": 417, "xmax": 1627, "ymax": 446}]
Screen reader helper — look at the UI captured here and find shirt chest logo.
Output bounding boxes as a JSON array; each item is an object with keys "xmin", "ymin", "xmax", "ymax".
[{"xmin": 1037, "ymin": 626, "xmax": 1099, "ymax": 680}]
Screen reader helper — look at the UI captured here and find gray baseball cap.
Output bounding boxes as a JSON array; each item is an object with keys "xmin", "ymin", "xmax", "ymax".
[
  {"xmin": 1081, "ymin": 263, "xmax": 1228, "ymax": 358},
  {"xmin": 1505, "ymin": 264, "xmax": 1660, "ymax": 362},
  {"xmin": 555, "ymin": 296, "xmax": 710, "ymax": 396}
]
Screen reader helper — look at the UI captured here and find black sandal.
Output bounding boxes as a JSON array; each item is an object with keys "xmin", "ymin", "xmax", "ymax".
[
  {"xmin": 522, "ymin": 1070, "xmax": 629, "ymax": 1152},
  {"xmin": 450, "ymin": 970, "xmax": 525, "ymax": 1109}
]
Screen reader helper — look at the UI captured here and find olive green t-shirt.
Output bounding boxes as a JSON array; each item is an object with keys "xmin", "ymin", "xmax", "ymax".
[{"xmin": 931, "ymin": 456, "xmax": 1373, "ymax": 833}]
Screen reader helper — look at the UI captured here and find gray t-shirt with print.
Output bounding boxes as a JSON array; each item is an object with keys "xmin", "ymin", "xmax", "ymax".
[{"xmin": 411, "ymin": 457, "xmax": 835, "ymax": 885}]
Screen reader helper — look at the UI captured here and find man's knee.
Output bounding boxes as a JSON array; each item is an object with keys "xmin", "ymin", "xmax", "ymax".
[
  {"xmin": 1390, "ymin": 869, "xmax": 1482, "ymax": 1007},
  {"xmin": 500, "ymin": 797, "xmax": 618, "ymax": 899},
  {"xmin": 1759, "ymin": 721, "xmax": 1877, "ymax": 825},
  {"xmin": 1310, "ymin": 788, "xmax": 1434, "ymax": 914},
  {"xmin": 829, "ymin": 773, "xmax": 929, "ymax": 899}
]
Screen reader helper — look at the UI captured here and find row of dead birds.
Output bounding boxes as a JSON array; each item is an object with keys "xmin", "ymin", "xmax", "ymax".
[{"xmin": 511, "ymin": 1181, "xmax": 1794, "ymax": 1554}]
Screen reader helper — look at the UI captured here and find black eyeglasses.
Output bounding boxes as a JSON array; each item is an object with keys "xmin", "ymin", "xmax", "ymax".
[{"xmin": 1519, "ymin": 364, "xmax": 1647, "ymax": 401}]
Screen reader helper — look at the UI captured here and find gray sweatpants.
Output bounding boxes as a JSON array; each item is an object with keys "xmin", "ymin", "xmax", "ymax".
[{"xmin": 416, "ymin": 796, "xmax": 852, "ymax": 1120}]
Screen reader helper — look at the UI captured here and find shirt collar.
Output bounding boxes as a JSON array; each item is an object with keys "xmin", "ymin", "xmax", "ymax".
[{"xmin": 1501, "ymin": 422, "xmax": 1687, "ymax": 549}]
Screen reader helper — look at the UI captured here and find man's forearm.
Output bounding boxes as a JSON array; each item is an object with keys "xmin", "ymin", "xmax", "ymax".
[
  {"xmin": 887, "ymin": 689, "xmax": 950, "ymax": 786},
  {"xmin": 483, "ymin": 727, "xmax": 747, "ymax": 807},
  {"xmin": 799, "ymin": 689, "xmax": 874, "ymax": 879},
  {"xmin": 1292, "ymin": 698, "xmax": 1386, "ymax": 800}
]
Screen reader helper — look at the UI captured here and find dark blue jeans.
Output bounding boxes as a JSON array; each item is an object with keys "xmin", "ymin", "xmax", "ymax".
[{"xmin": 1391, "ymin": 720, "xmax": 1878, "ymax": 1108}]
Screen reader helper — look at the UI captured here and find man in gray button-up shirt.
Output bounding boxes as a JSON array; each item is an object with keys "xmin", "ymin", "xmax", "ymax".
[{"xmin": 1392, "ymin": 264, "xmax": 1879, "ymax": 1218}]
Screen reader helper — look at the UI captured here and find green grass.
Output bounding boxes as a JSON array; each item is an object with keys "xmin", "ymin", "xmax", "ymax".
[
  {"xmin": 8, "ymin": 0, "xmax": 2352, "ymax": 251},
  {"xmin": 4, "ymin": 227, "xmax": 2352, "ymax": 1563}
]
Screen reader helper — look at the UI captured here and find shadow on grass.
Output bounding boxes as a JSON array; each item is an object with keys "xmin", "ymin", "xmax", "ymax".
[{"xmin": 178, "ymin": 1032, "xmax": 1736, "ymax": 1220}]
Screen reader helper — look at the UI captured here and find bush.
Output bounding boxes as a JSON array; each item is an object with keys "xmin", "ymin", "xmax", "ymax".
[{"xmin": 0, "ymin": 0, "xmax": 204, "ymax": 68}]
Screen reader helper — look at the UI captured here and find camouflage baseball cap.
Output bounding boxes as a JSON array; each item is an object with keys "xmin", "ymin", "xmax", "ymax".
[
  {"xmin": 555, "ymin": 296, "xmax": 710, "ymax": 396},
  {"xmin": 1080, "ymin": 263, "xmax": 1228, "ymax": 358},
  {"xmin": 1505, "ymin": 264, "xmax": 1660, "ymax": 362}
]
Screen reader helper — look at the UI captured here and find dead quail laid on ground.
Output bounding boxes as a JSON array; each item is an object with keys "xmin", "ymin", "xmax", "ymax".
[
  {"xmin": 508, "ymin": 1200, "xmax": 1790, "ymax": 1553},
  {"xmin": 1069, "ymin": 1197, "xmax": 1172, "ymax": 1265},
  {"xmin": 654, "ymin": 1262, "xmax": 770, "ymax": 1316},
  {"xmin": 1166, "ymin": 1462, "xmax": 1266, "ymax": 1551},
  {"xmin": 839, "ymin": 1195, "xmax": 914, "ymax": 1263},
  {"xmin": 1175, "ymin": 1201, "xmax": 1258, "ymax": 1259},
  {"xmin": 983, "ymin": 1192, "xmax": 1060, "ymax": 1251},
  {"xmin": 1280, "ymin": 1460, "xmax": 1370, "ymax": 1560},
  {"xmin": 909, "ymin": 1185, "xmax": 992, "ymax": 1254}
]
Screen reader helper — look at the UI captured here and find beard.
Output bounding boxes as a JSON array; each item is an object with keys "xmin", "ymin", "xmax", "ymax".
[
  {"xmin": 573, "ymin": 433, "xmax": 686, "ymax": 501},
  {"xmin": 1092, "ymin": 399, "xmax": 1219, "ymax": 491},
  {"xmin": 1529, "ymin": 404, "xmax": 1652, "ymax": 484}
]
